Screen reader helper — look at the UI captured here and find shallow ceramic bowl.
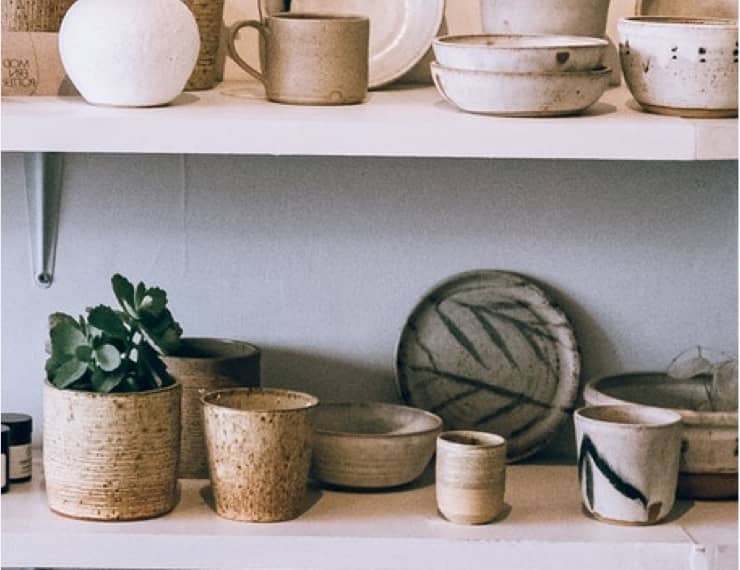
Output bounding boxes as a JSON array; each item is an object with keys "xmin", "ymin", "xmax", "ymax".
[
  {"xmin": 619, "ymin": 17, "xmax": 738, "ymax": 118},
  {"xmin": 584, "ymin": 373, "xmax": 738, "ymax": 499},
  {"xmin": 431, "ymin": 62, "xmax": 610, "ymax": 117},
  {"xmin": 311, "ymin": 402, "xmax": 443, "ymax": 488},
  {"xmin": 433, "ymin": 34, "xmax": 609, "ymax": 73}
]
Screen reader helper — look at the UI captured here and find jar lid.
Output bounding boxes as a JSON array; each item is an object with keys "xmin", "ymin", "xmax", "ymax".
[{"xmin": 1, "ymin": 413, "xmax": 32, "ymax": 444}]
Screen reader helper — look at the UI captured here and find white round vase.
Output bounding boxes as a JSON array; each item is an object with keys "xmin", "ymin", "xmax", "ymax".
[{"xmin": 59, "ymin": 0, "xmax": 200, "ymax": 107}]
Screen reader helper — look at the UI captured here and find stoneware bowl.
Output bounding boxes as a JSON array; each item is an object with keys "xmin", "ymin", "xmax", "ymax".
[
  {"xmin": 436, "ymin": 431, "xmax": 507, "ymax": 525},
  {"xmin": 202, "ymin": 387, "xmax": 318, "ymax": 522},
  {"xmin": 636, "ymin": 0, "xmax": 738, "ymax": 20},
  {"xmin": 574, "ymin": 405, "xmax": 683, "ymax": 526},
  {"xmin": 480, "ymin": 0, "xmax": 611, "ymax": 38},
  {"xmin": 310, "ymin": 402, "xmax": 442, "ymax": 489},
  {"xmin": 432, "ymin": 34, "xmax": 609, "ymax": 73},
  {"xmin": 619, "ymin": 17, "xmax": 738, "ymax": 118},
  {"xmin": 431, "ymin": 62, "xmax": 610, "ymax": 117},
  {"xmin": 585, "ymin": 372, "xmax": 738, "ymax": 499}
]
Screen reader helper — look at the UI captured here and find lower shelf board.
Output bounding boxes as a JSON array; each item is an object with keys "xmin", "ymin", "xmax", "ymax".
[{"xmin": 2, "ymin": 455, "xmax": 737, "ymax": 570}]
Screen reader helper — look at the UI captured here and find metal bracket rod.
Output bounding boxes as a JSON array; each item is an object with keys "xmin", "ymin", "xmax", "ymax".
[{"xmin": 24, "ymin": 152, "xmax": 63, "ymax": 289}]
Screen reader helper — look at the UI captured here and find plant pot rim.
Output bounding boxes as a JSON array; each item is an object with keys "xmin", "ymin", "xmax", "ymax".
[
  {"xmin": 201, "ymin": 387, "xmax": 319, "ymax": 413},
  {"xmin": 164, "ymin": 337, "xmax": 260, "ymax": 361},
  {"xmin": 43, "ymin": 379, "xmax": 180, "ymax": 397}
]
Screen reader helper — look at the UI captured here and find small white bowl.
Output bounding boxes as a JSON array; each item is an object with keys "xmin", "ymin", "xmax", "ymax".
[
  {"xmin": 433, "ymin": 34, "xmax": 609, "ymax": 73},
  {"xmin": 311, "ymin": 402, "xmax": 442, "ymax": 489},
  {"xmin": 619, "ymin": 17, "xmax": 738, "ymax": 118},
  {"xmin": 431, "ymin": 62, "xmax": 610, "ymax": 117}
]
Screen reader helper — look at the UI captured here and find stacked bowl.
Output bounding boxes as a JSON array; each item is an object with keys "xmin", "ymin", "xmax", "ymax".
[{"xmin": 431, "ymin": 34, "xmax": 612, "ymax": 117}]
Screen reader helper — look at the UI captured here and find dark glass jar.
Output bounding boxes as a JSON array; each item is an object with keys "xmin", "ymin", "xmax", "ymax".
[
  {"xmin": 1, "ymin": 413, "xmax": 32, "ymax": 483},
  {"xmin": 1, "ymin": 425, "xmax": 9, "ymax": 493}
]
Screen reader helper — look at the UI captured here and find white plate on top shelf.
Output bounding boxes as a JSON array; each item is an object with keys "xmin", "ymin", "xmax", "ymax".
[
  {"xmin": 636, "ymin": 0, "xmax": 737, "ymax": 19},
  {"xmin": 260, "ymin": 0, "xmax": 445, "ymax": 88}
]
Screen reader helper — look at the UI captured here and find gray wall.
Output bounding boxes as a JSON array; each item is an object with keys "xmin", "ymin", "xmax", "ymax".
[{"xmin": 2, "ymin": 154, "xmax": 737, "ymax": 456}]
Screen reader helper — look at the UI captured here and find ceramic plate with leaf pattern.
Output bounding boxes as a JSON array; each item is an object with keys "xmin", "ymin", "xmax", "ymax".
[{"xmin": 396, "ymin": 270, "xmax": 580, "ymax": 462}]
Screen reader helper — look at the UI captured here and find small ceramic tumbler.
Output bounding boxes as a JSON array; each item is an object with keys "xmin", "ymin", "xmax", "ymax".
[
  {"xmin": 202, "ymin": 387, "xmax": 318, "ymax": 522},
  {"xmin": 574, "ymin": 405, "xmax": 683, "ymax": 525},
  {"xmin": 436, "ymin": 431, "xmax": 507, "ymax": 524},
  {"xmin": 228, "ymin": 12, "xmax": 369, "ymax": 105}
]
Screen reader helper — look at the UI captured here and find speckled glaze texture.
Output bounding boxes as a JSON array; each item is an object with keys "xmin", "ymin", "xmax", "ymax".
[
  {"xmin": 480, "ymin": 0, "xmax": 611, "ymax": 37},
  {"xmin": 182, "ymin": 0, "xmax": 225, "ymax": 90},
  {"xmin": 43, "ymin": 382, "xmax": 181, "ymax": 521},
  {"xmin": 619, "ymin": 17, "xmax": 738, "ymax": 117},
  {"xmin": 574, "ymin": 405, "xmax": 682, "ymax": 526},
  {"xmin": 202, "ymin": 388, "xmax": 318, "ymax": 522},
  {"xmin": 228, "ymin": 13, "xmax": 369, "ymax": 105},
  {"xmin": 311, "ymin": 402, "xmax": 442, "ymax": 489},
  {"xmin": 2, "ymin": 0, "xmax": 75, "ymax": 31},
  {"xmin": 162, "ymin": 338, "xmax": 261, "ymax": 479},
  {"xmin": 436, "ymin": 431, "xmax": 507, "ymax": 525}
]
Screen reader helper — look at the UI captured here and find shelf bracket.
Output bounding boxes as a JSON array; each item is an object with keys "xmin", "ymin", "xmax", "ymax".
[{"xmin": 24, "ymin": 152, "xmax": 63, "ymax": 289}]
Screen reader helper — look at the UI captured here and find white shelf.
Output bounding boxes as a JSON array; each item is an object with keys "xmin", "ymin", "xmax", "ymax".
[
  {"xmin": 1, "ymin": 81, "xmax": 737, "ymax": 160},
  {"xmin": 1, "ymin": 455, "xmax": 737, "ymax": 570}
]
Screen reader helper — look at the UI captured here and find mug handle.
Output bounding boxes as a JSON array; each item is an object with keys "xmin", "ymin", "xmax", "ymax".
[{"xmin": 228, "ymin": 20, "xmax": 269, "ymax": 84}]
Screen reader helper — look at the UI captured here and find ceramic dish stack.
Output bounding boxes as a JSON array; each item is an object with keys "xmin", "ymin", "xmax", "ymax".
[{"xmin": 431, "ymin": 34, "xmax": 612, "ymax": 117}]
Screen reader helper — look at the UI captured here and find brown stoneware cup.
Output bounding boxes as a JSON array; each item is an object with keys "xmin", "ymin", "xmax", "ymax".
[
  {"xmin": 202, "ymin": 387, "xmax": 319, "ymax": 522},
  {"xmin": 228, "ymin": 12, "xmax": 369, "ymax": 105}
]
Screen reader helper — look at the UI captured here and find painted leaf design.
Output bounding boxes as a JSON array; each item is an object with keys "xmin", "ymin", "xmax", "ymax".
[
  {"xmin": 457, "ymin": 302, "xmax": 520, "ymax": 371},
  {"xmin": 435, "ymin": 305, "xmax": 489, "ymax": 370},
  {"xmin": 585, "ymin": 456, "xmax": 594, "ymax": 511}
]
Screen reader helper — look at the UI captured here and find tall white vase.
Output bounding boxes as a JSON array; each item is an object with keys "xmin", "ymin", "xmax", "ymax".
[{"xmin": 59, "ymin": 0, "xmax": 200, "ymax": 107}]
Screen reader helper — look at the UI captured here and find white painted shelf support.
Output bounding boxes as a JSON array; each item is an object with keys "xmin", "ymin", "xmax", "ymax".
[{"xmin": 24, "ymin": 152, "xmax": 63, "ymax": 288}]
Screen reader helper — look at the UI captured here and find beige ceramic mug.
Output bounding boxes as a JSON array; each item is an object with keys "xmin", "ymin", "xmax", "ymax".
[{"xmin": 228, "ymin": 12, "xmax": 369, "ymax": 105}]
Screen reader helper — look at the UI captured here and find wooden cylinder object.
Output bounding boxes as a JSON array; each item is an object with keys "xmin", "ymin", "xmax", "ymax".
[
  {"xmin": 162, "ymin": 338, "xmax": 261, "ymax": 479},
  {"xmin": 43, "ymin": 382, "xmax": 181, "ymax": 521},
  {"xmin": 2, "ymin": 0, "xmax": 76, "ymax": 31},
  {"xmin": 202, "ymin": 388, "xmax": 318, "ymax": 522},
  {"xmin": 181, "ymin": 0, "xmax": 225, "ymax": 90}
]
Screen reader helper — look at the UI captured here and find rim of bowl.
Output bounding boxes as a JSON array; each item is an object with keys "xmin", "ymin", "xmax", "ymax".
[
  {"xmin": 268, "ymin": 11, "xmax": 369, "ymax": 23},
  {"xmin": 313, "ymin": 402, "xmax": 443, "ymax": 438},
  {"xmin": 438, "ymin": 430, "xmax": 506, "ymax": 448},
  {"xmin": 201, "ymin": 387, "xmax": 319, "ymax": 412},
  {"xmin": 575, "ymin": 404, "xmax": 683, "ymax": 429},
  {"xmin": 620, "ymin": 16, "xmax": 738, "ymax": 28},
  {"xmin": 163, "ymin": 337, "xmax": 260, "ymax": 361},
  {"xmin": 434, "ymin": 33, "xmax": 609, "ymax": 50},
  {"xmin": 430, "ymin": 61, "xmax": 612, "ymax": 78}
]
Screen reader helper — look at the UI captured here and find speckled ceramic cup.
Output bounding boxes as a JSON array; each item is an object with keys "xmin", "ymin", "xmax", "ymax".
[
  {"xmin": 228, "ymin": 12, "xmax": 369, "ymax": 105},
  {"xmin": 575, "ymin": 405, "xmax": 683, "ymax": 526},
  {"xmin": 202, "ymin": 387, "xmax": 319, "ymax": 522},
  {"xmin": 436, "ymin": 431, "xmax": 507, "ymax": 525}
]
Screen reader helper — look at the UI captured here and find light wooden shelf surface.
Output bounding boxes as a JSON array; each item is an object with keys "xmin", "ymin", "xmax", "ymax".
[
  {"xmin": 1, "ymin": 455, "xmax": 737, "ymax": 570},
  {"xmin": 1, "ymin": 82, "xmax": 737, "ymax": 160}
]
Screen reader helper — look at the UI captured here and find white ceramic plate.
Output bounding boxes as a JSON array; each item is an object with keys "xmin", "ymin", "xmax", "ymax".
[
  {"xmin": 260, "ymin": 0, "xmax": 445, "ymax": 88},
  {"xmin": 636, "ymin": 0, "xmax": 738, "ymax": 19},
  {"xmin": 395, "ymin": 270, "xmax": 581, "ymax": 462}
]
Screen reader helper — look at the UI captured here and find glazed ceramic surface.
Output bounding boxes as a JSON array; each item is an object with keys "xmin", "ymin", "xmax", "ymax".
[
  {"xmin": 396, "ymin": 271, "xmax": 580, "ymax": 462},
  {"xmin": 619, "ymin": 17, "xmax": 738, "ymax": 117},
  {"xmin": 431, "ymin": 63, "xmax": 610, "ymax": 117},
  {"xmin": 261, "ymin": 0, "xmax": 445, "ymax": 88},
  {"xmin": 229, "ymin": 13, "xmax": 369, "ymax": 105},
  {"xmin": 637, "ymin": 0, "xmax": 738, "ymax": 20},
  {"xmin": 433, "ymin": 34, "xmax": 608, "ymax": 73},
  {"xmin": 162, "ymin": 338, "xmax": 260, "ymax": 479},
  {"xmin": 58, "ymin": 0, "xmax": 199, "ymax": 107},
  {"xmin": 202, "ymin": 388, "xmax": 318, "ymax": 522},
  {"xmin": 436, "ymin": 431, "xmax": 507, "ymax": 525},
  {"xmin": 584, "ymin": 372, "xmax": 738, "ymax": 499},
  {"xmin": 43, "ymin": 382, "xmax": 181, "ymax": 521},
  {"xmin": 574, "ymin": 405, "xmax": 682, "ymax": 525},
  {"xmin": 310, "ymin": 402, "xmax": 442, "ymax": 489},
  {"xmin": 480, "ymin": 0, "xmax": 611, "ymax": 37}
]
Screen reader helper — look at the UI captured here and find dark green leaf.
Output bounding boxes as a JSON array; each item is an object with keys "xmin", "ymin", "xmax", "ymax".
[
  {"xmin": 87, "ymin": 305, "xmax": 129, "ymax": 339},
  {"xmin": 435, "ymin": 305, "xmax": 489, "ymax": 370},
  {"xmin": 95, "ymin": 344, "xmax": 122, "ymax": 372},
  {"xmin": 52, "ymin": 358, "xmax": 88, "ymax": 388},
  {"xmin": 138, "ymin": 287, "xmax": 167, "ymax": 317},
  {"xmin": 138, "ymin": 309, "xmax": 182, "ymax": 354},
  {"xmin": 134, "ymin": 281, "xmax": 146, "ymax": 310},
  {"xmin": 75, "ymin": 345, "xmax": 93, "ymax": 362},
  {"xmin": 90, "ymin": 368, "xmax": 126, "ymax": 393},
  {"xmin": 45, "ymin": 352, "xmax": 73, "ymax": 377},
  {"xmin": 49, "ymin": 312, "xmax": 79, "ymax": 331},
  {"xmin": 137, "ymin": 344, "xmax": 171, "ymax": 388},
  {"xmin": 50, "ymin": 322, "xmax": 87, "ymax": 356},
  {"xmin": 112, "ymin": 274, "xmax": 136, "ymax": 315}
]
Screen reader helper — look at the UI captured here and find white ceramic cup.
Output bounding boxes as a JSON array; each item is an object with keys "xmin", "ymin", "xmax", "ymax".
[
  {"xmin": 435, "ymin": 431, "xmax": 507, "ymax": 525},
  {"xmin": 574, "ymin": 405, "xmax": 683, "ymax": 525}
]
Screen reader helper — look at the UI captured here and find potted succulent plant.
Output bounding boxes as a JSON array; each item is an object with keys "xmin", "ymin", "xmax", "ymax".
[{"xmin": 43, "ymin": 274, "xmax": 183, "ymax": 521}]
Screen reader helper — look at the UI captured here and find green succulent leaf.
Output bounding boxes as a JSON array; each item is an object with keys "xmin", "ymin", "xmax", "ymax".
[
  {"xmin": 90, "ymin": 368, "xmax": 126, "ymax": 393},
  {"xmin": 87, "ymin": 305, "xmax": 129, "ymax": 340},
  {"xmin": 50, "ymin": 321, "xmax": 87, "ymax": 357},
  {"xmin": 138, "ymin": 309, "xmax": 182, "ymax": 354},
  {"xmin": 49, "ymin": 312, "xmax": 79, "ymax": 332},
  {"xmin": 52, "ymin": 358, "xmax": 89, "ymax": 388},
  {"xmin": 137, "ymin": 343, "xmax": 171, "ymax": 388},
  {"xmin": 137, "ymin": 287, "xmax": 167, "ymax": 317},
  {"xmin": 95, "ymin": 344, "xmax": 122, "ymax": 372},
  {"xmin": 112, "ymin": 274, "xmax": 136, "ymax": 316},
  {"xmin": 75, "ymin": 345, "xmax": 93, "ymax": 362}
]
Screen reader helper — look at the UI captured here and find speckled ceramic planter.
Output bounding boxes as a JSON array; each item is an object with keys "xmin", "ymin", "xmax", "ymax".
[
  {"xmin": 574, "ymin": 405, "xmax": 683, "ymax": 526},
  {"xmin": 43, "ymin": 381, "xmax": 181, "ymax": 521},
  {"xmin": 2, "ymin": 0, "xmax": 76, "ymax": 31},
  {"xmin": 162, "ymin": 338, "xmax": 260, "ymax": 479},
  {"xmin": 436, "ymin": 431, "xmax": 507, "ymax": 525},
  {"xmin": 202, "ymin": 388, "xmax": 319, "ymax": 522}
]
